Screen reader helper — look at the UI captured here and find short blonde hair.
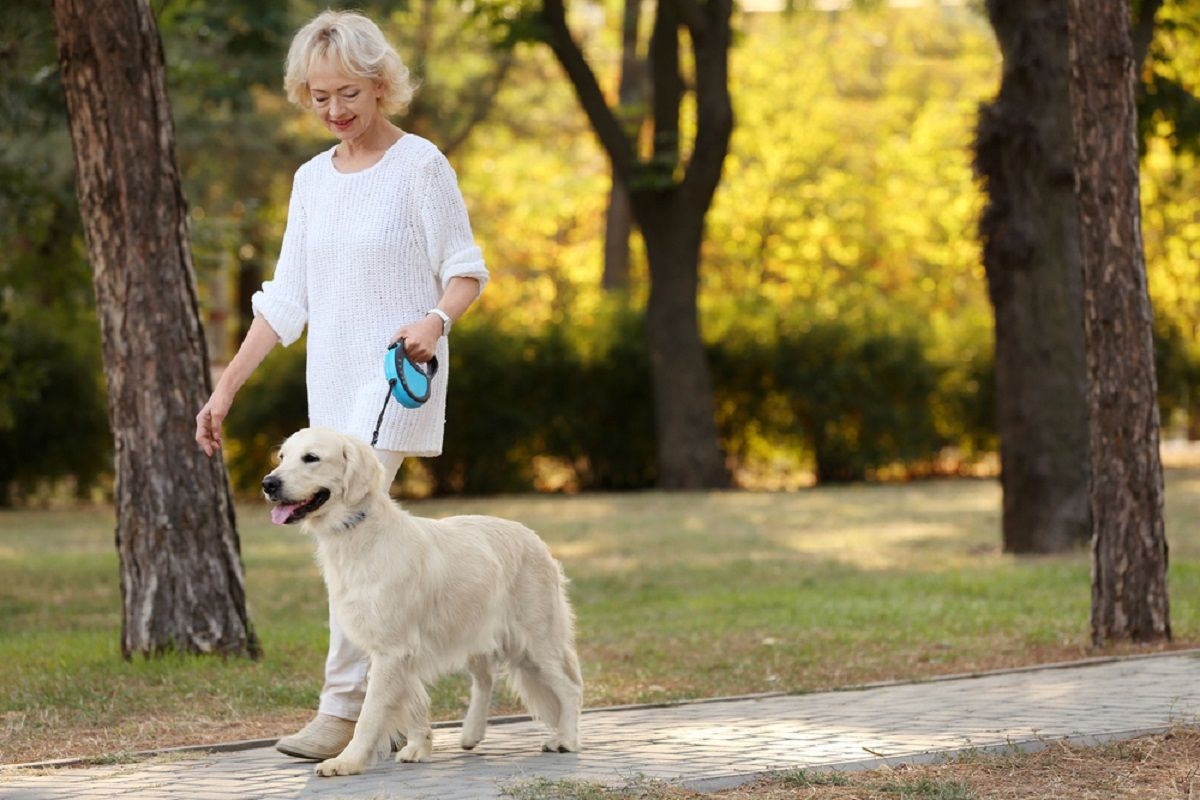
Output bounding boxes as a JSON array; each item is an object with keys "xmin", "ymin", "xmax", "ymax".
[{"xmin": 284, "ymin": 10, "xmax": 418, "ymax": 116}]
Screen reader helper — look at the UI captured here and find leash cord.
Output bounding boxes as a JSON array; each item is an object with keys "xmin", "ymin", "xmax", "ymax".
[{"xmin": 370, "ymin": 378, "xmax": 398, "ymax": 447}]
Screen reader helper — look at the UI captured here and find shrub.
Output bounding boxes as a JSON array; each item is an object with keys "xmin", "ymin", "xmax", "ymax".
[
  {"xmin": 0, "ymin": 308, "xmax": 110, "ymax": 505},
  {"xmin": 222, "ymin": 341, "xmax": 309, "ymax": 492},
  {"xmin": 771, "ymin": 320, "xmax": 946, "ymax": 483},
  {"xmin": 220, "ymin": 313, "xmax": 981, "ymax": 493}
]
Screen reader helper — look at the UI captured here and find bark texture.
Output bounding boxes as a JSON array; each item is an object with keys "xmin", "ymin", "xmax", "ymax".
[
  {"xmin": 1066, "ymin": 0, "xmax": 1170, "ymax": 645},
  {"xmin": 51, "ymin": 0, "xmax": 259, "ymax": 658},
  {"xmin": 541, "ymin": 0, "xmax": 731, "ymax": 488},
  {"xmin": 975, "ymin": 0, "xmax": 1091, "ymax": 554}
]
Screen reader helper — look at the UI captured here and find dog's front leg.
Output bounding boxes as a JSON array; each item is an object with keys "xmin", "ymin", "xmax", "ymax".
[{"xmin": 315, "ymin": 656, "xmax": 415, "ymax": 777}]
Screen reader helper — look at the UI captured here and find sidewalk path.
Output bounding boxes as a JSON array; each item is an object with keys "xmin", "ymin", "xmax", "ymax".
[{"xmin": 3, "ymin": 652, "xmax": 1198, "ymax": 799}]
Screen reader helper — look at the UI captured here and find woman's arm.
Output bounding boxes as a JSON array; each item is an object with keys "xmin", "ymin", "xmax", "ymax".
[
  {"xmin": 390, "ymin": 276, "xmax": 481, "ymax": 363},
  {"xmin": 195, "ymin": 315, "xmax": 281, "ymax": 456}
]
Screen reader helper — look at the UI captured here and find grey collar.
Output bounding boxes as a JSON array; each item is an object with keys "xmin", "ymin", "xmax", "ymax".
[{"xmin": 337, "ymin": 510, "xmax": 368, "ymax": 531}]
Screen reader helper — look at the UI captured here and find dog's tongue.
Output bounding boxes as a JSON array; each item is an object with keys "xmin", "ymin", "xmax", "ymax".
[{"xmin": 271, "ymin": 503, "xmax": 301, "ymax": 525}]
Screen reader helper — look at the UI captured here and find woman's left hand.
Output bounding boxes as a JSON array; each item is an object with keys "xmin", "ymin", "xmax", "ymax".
[{"xmin": 390, "ymin": 315, "xmax": 443, "ymax": 363}]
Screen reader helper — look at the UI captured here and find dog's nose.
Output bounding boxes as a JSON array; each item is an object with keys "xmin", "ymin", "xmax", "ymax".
[{"xmin": 262, "ymin": 475, "xmax": 282, "ymax": 499}]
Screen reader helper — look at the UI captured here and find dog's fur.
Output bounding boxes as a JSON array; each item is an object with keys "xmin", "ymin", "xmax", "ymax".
[{"xmin": 263, "ymin": 427, "xmax": 583, "ymax": 777}]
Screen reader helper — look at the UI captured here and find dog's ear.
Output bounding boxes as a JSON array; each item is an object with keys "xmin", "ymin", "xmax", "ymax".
[{"xmin": 341, "ymin": 437, "xmax": 384, "ymax": 507}]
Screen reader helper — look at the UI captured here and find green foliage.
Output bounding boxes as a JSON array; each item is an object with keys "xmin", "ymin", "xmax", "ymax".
[
  {"xmin": 5, "ymin": 1, "xmax": 1200, "ymax": 499},
  {"xmin": 1154, "ymin": 316, "xmax": 1200, "ymax": 434},
  {"xmin": 778, "ymin": 321, "xmax": 945, "ymax": 483},
  {"xmin": 0, "ymin": 308, "xmax": 110, "ymax": 505},
  {"xmin": 222, "ymin": 341, "xmax": 309, "ymax": 491},
  {"xmin": 1139, "ymin": 0, "xmax": 1200, "ymax": 154}
]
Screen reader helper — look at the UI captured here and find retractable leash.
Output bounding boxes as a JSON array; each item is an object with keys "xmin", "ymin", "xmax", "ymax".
[{"xmin": 370, "ymin": 339, "xmax": 439, "ymax": 446}]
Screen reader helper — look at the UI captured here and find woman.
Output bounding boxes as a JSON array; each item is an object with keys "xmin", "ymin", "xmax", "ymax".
[{"xmin": 195, "ymin": 10, "xmax": 488, "ymax": 760}]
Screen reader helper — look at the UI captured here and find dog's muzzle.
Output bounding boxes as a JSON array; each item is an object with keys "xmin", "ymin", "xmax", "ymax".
[{"xmin": 262, "ymin": 474, "xmax": 283, "ymax": 501}]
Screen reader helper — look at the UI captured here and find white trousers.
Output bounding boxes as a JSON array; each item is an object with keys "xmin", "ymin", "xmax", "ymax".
[{"xmin": 317, "ymin": 448, "xmax": 405, "ymax": 720}]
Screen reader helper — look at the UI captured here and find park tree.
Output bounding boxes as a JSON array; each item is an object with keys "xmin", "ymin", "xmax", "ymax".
[
  {"xmin": 514, "ymin": 0, "xmax": 734, "ymax": 488},
  {"xmin": 50, "ymin": 0, "xmax": 259, "ymax": 658},
  {"xmin": 1066, "ymin": 0, "xmax": 1170, "ymax": 644},
  {"xmin": 974, "ymin": 0, "xmax": 1090, "ymax": 554},
  {"xmin": 974, "ymin": 0, "xmax": 1176, "ymax": 554}
]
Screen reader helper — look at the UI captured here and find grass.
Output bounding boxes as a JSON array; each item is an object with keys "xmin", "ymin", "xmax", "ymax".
[
  {"xmin": 499, "ymin": 728, "xmax": 1200, "ymax": 799},
  {"xmin": 3, "ymin": 469, "xmax": 1199, "ymax": 764}
]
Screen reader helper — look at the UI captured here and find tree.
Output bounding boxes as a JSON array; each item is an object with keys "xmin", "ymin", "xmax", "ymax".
[
  {"xmin": 536, "ymin": 0, "xmax": 733, "ymax": 488},
  {"xmin": 50, "ymin": 0, "xmax": 259, "ymax": 658},
  {"xmin": 1066, "ymin": 0, "xmax": 1170, "ymax": 645},
  {"xmin": 974, "ymin": 0, "xmax": 1091, "ymax": 554}
]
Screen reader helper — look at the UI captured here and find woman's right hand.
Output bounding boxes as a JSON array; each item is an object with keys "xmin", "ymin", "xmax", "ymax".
[{"xmin": 196, "ymin": 388, "xmax": 234, "ymax": 456}]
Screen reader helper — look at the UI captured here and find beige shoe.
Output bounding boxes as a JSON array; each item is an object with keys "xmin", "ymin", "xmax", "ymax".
[{"xmin": 275, "ymin": 714, "xmax": 356, "ymax": 760}]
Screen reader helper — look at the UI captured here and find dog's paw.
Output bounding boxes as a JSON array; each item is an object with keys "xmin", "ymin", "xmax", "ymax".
[
  {"xmin": 396, "ymin": 741, "xmax": 432, "ymax": 763},
  {"xmin": 461, "ymin": 725, "xmax": 485, "ymax": 751},
  {"xmin": 314, "ymin": 756, "xmax": 365, "ymax": 777},
  {"xmin": 540, "ymin": 734, "xmax": 571, "ymax": 753},
  {"xmin": 542, "ymin": 736, "xmax": 578, "ymax": 753}
]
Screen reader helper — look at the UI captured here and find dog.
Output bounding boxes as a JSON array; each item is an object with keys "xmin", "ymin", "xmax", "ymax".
[{"xmin": 261, "ymin": 427, "xmax": 583, "ymax": 777}]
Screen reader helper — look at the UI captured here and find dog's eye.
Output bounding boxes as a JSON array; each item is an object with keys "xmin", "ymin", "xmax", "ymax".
[{"xmin": 302, "ymin": 453, "xmax": 320, "ymax": 464}]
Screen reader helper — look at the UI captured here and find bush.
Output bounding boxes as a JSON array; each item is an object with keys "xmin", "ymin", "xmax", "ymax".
[
  {"xmin": 220, "ymin": 312, "xmax": 986, "ymax": 493},
  {"xmin": 0, "ymin": 308, "xmax": 110, "ymax": 505},
  {"xmin": 772, "ymin": 320, "xmax": 946, "ymax": 483},
  {"xmin": 1154, "ymin": 315, "xmax": 1199, "ymax": 436},
  {"xmin": 222, "ymin": 340, "xmax": 309, "ymax": 492}
]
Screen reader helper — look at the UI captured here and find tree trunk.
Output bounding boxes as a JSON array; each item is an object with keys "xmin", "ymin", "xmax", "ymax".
[
  {"xmin": 51, "ymin": 0, "xmax": 260, "ymax": 658},
  {"xmin": 975, "ymin": 0, "xmax": 1091, "ymax": 554},
  {"xmin": 1066, "ymin": 0, "xmax": 1170, "ymax": 646},
  {"xmin": 639, "ymin": 199, "xmax": 728, "ymax": 489},
  {"xmin": 602, "ymin": 0, "xmax": 646, "ymax": 292},
  {"xmin": 603, "ymin": 181, "xmax": 633, "ymax": 291}
]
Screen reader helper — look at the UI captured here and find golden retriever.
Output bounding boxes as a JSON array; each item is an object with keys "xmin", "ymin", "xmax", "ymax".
[{"xmin": 262, "ymin": 427, "xmax": 583, "ymax": 777}]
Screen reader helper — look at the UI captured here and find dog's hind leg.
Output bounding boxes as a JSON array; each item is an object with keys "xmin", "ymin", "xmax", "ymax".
[
  {"xmin": 511, "ymin": 654, "xmax": 581, "ymax": 753},
  {"xmin": 538, "ymin": 648, "xmax": 582, "ymax": 753},
  {"xmin": 547, "ymin": 647, "xmax": 583, "ymax": 752},
  {"xmin": 461, "ymin": 655, "xmax": 495, "ymax": 751}
]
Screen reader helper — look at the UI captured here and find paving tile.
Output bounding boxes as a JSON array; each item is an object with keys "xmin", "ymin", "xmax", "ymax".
[{"xmin": 3, "ymin": 653, "xmax": 1198, "ymax": 799}]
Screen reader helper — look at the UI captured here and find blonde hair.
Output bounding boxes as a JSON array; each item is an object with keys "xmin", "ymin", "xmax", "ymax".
[{"xmin": 284, "ymin": 10, "xmax": 418, "ymax": 116}]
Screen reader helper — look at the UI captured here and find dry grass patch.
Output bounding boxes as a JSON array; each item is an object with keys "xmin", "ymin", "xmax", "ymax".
[{"xmin": 508, "ymin": 728, "xmax": 1200, "ymax": 799}]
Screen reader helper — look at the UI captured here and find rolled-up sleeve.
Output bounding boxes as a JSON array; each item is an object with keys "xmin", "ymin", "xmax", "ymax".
[
  {"xmin": 419, "ymin": 152, "xmax": 489, "ymax": 294},
  {"xmin": 251, "ymin": 169, "xmax": 309, "ymax": 346}
]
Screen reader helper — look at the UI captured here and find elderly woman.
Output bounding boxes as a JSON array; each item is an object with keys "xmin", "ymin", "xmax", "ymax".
[{"xmin": 195, "ymin": 10, "xmax": 488, "ymax": 759}]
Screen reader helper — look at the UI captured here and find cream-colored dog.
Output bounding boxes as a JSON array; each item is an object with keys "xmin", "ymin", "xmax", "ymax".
[{"xmin": 262, "ymin": 427, "xmax": 583, "ymax": 777}]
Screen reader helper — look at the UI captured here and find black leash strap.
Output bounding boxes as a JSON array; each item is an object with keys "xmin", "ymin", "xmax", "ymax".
[{"xmin": 370, "ymin": 378, "xmax": 398, "ymax": 447}]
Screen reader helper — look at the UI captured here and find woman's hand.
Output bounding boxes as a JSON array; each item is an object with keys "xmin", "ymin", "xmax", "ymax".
[
  {"xmin": 390, "ymin": 315, "xmax": 443, "ymax": 363},
  {"xmin": 196, "ymin": 388, "xmax": 235, "ymax": 456}
]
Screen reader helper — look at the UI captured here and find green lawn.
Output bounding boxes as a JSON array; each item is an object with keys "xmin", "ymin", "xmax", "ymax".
[{"xmin": 3, "ymin": 471, "xmax": 1198, "ymax": 764}]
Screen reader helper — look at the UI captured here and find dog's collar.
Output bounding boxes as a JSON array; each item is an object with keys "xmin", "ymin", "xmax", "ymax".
[{"xmin": 336, "ymin": 510, "xmax": 368, "ymax": 532}]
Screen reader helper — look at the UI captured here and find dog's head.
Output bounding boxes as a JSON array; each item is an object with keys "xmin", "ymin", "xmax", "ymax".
[{"xmin": 261, "ymin": 427, "xmax": 384, "ymax": 526}]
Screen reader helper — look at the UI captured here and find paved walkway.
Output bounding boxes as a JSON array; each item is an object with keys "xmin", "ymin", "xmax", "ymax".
[{"xmin": 2, "ymin": 652, "xmax": 1198, "ymax": 799}]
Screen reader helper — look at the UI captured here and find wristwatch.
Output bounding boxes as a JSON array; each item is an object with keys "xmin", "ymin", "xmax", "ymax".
[{"xmin": 426, "ymin": 307, "xmax": 452, "ymax": 337}]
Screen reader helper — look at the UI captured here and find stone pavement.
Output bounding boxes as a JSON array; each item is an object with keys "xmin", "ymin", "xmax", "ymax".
[{"xmin": 2, "ymin": 652, "xmax": 1198, "ymax": 799}]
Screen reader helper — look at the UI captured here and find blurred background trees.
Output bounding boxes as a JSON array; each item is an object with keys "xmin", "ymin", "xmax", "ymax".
[{"xmin": 2, "ymin": 0, "xmax": 1198, "ymax": 501}]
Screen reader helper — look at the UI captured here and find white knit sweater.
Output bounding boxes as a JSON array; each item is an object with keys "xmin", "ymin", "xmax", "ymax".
[{"xmin": 251, "ymin": 133, "xmax": 489, "ymax": 455}]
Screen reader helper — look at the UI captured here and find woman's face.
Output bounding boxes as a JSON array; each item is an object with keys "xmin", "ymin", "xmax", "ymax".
[{"xmin": 306, "ymin": 54, "xmax": 383, "ymax": 141}]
